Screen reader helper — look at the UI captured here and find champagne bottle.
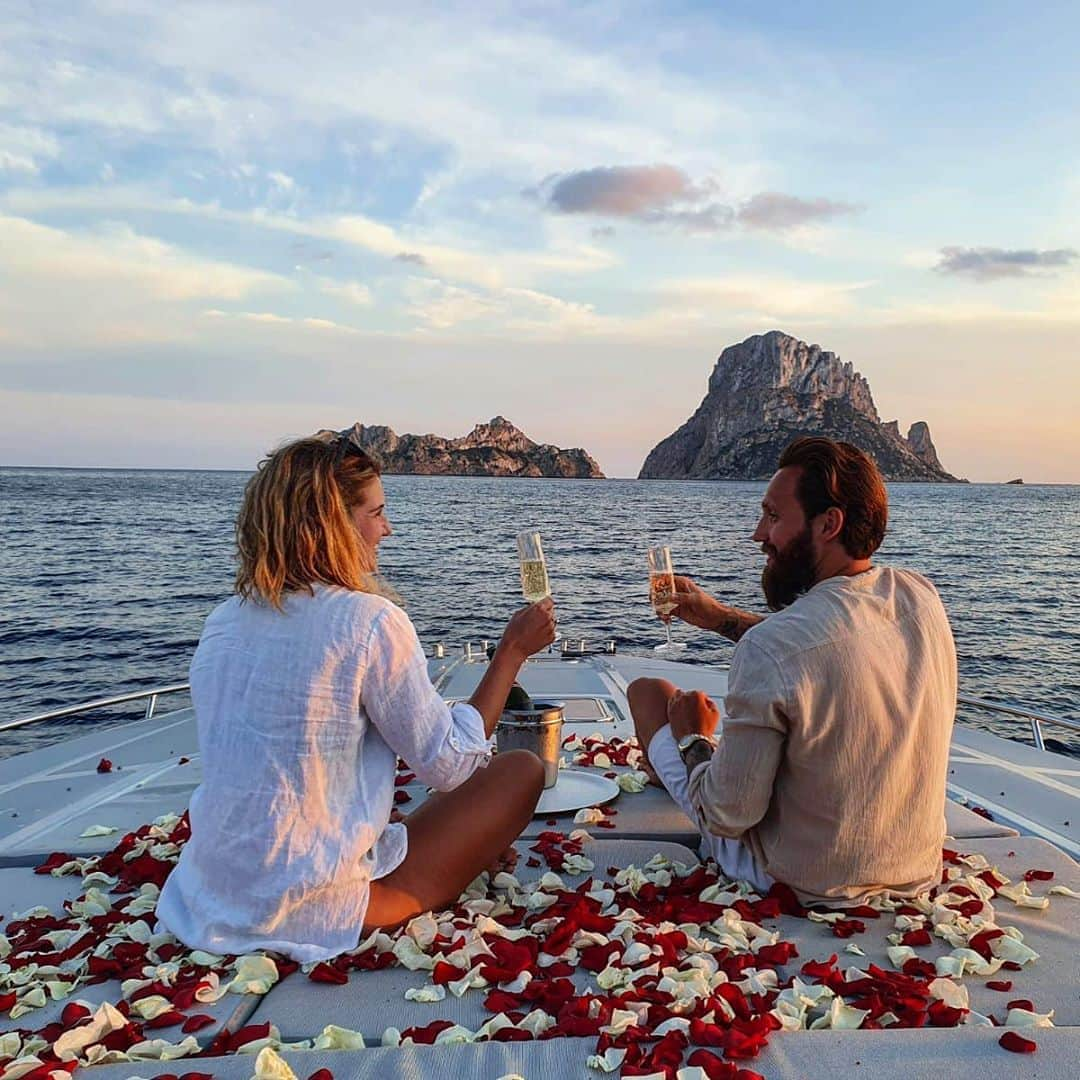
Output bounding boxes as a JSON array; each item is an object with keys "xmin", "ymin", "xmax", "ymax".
[{"xmin": 504, "ymin": 682, "xmax": 532, "ymax": 712}]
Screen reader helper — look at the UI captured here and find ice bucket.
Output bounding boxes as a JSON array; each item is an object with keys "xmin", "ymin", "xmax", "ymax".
[{"xmin": 496, "ymin": 701, "xmax": 565, "ymax": 789}]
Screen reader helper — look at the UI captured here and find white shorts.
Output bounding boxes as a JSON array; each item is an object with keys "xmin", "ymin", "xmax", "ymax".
[{"xmin": 648, "ymin": 725, "xmax": 773, "ymax": 893}]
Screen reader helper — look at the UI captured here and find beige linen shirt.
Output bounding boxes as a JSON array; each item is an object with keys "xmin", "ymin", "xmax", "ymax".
[{"xmin": 687, "ymin": 566, "xmax": 957, "ymax": 904}]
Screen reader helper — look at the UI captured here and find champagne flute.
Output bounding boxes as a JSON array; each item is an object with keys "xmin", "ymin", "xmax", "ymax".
[
  {"xmin": 517, "ymin": 530, "xmax": 551, "ymax": 603},
  {"xmin": 647, "ymin": 544, "xmax": 684, "ymax": 652}
]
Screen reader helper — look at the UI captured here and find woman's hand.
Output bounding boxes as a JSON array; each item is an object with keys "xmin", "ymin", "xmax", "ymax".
[
  {"xmin": 500, "ymin": 597, "xmax": 557, "ymax": 661},
  {"xmin": 471, "ymin": 598, "xmax": 557, "ymax": 736}
]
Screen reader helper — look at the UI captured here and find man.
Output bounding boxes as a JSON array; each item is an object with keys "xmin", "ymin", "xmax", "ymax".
[{"xmin": 629, "ymin": 436, "xmax": 957, "ymax": 904}]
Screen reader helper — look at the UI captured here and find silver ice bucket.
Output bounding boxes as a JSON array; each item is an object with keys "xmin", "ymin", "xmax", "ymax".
[{"xmin": 496, "ymin": 701, "xmax": 565, "ymax": 789}]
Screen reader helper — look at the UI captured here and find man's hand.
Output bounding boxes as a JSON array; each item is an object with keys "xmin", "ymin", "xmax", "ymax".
[
  {"xmin": 671, "ymin": 576, "xmax": 763, "ymax": 643},
  {"xmin": 666, "ymin": 689, "xmax": 720, "ymax": 741}
]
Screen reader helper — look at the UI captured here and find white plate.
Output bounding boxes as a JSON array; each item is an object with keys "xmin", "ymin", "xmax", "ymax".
[{"xmin": 535, "ymin": 768, "xmax": 620, "ymax": 816}]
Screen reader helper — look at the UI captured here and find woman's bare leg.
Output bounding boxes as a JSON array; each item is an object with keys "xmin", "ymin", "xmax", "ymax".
[
  {"xmin": 364, "ymin": 749, "xmax": 544, "ymax": 928},
  {"xmin": 628, "ymin": 677, "xmax": 677, "ymax": 785}
]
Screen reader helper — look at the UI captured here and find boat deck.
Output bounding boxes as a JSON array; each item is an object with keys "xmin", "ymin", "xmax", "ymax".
[{"xmin": 2, "ymin": 652, "xmax": 1078, "ymax": 1078}]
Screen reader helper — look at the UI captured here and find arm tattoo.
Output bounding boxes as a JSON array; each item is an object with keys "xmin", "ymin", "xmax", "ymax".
[
  {"xmin": 713, "ymin": 610, "xmax": 764, "ymax": 643},
  {"xmin": 682, "ymin": 739, "xmax": 715, "ymax": 778}
]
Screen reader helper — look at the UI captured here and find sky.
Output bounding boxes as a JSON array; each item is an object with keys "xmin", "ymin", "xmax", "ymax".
[{"xmin": 1, "ymin": 1, "xmax": 1078, "ymax": 481}]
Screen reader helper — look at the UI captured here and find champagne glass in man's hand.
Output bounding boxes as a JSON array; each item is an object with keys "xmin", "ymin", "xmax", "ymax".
[{"xmin": 647, "ymin": 546, "xmax": 685, "ymax": 653}]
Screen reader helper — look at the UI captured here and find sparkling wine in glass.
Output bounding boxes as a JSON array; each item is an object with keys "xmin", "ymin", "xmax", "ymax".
[
  {"xmin": 647, "ymin": 545, "xmax": 683, "ymax": 652},
  {"xmin": 517, "ymin": 530, "xmax": 551, "ymax": 602}
]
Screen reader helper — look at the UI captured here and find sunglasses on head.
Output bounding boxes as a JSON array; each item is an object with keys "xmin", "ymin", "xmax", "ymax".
[{"xmin": 316, "ymin": 424, "xmax": 378, "ymax": 469}]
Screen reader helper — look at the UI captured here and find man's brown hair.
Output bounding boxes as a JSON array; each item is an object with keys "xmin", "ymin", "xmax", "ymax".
[{"xmin": 778, "ymin": 436, "xmax": 888, "ymax": 558}]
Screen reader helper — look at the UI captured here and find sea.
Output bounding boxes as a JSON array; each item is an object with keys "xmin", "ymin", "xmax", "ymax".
[{"xmin": 1, "ymin": 468, "xmax": 1078, "ymax": 759}]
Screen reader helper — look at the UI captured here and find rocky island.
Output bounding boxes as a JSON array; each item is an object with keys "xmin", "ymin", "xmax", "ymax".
[
  {"xmin": 639, "ymin": 331, "xmax": 958, "ymax": 482},
  {"xmin": 346, "ymin": 416, "xmax": 604, "ymax": 478}
]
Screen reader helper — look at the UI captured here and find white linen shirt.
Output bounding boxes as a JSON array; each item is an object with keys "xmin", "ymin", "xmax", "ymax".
[{"xmin": 156, "ymin": 584, "xmax": 490, "ymax": 962}]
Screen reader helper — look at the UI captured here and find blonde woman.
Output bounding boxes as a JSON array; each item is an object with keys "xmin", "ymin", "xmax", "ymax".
[{"xmin": 156, "ymin": 427, "xmax": 555, "ymax": 962}]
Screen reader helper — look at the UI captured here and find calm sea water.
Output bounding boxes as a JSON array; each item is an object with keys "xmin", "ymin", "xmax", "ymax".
[{"xmin": 1, "ymin": 468, "xmax": 1078, "ymax": 759}]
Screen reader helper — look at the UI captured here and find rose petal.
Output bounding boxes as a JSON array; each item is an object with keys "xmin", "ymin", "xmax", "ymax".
[{"xmin": 999, "ymin": 1031, "xmax": 1037, "ymax": 1054}]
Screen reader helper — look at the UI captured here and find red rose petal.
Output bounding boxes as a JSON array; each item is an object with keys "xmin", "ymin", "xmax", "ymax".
[
  {"xmin": 1006, "ymin": 999, "xmax": 1035, "ymax": 1013},
  {"xmin": 181, "ymin": 1014, "xmax": 217, "ymax": 1033},
  {"xmin": 309, "ymin": 961, "xmax": 349, "ymax": 985},
  {"xmin": 900, "ymin": 929, "xmax": 932, "ymax": 947},
  {"xmin": 1023, "ymin": 869, "xmax": 1054, "ymax": 882},
  {"xmin": 307, "ymin": 1071, "xmax": 334, "ymax": 1080},
  {"xmin": 999, "ymin": 1031, "xmax": 1037, "ymax": 1054},
  {"xmin": 986, "ymin": 981, "xmax": 1013, "ymax": 993},
  {"xmin": 97, "ymin": 757, "xmax": 113, "ymax": 773}
]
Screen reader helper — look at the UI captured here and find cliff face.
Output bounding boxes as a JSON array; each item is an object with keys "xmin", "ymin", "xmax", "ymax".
[
  {"xmin": 639, "ymin": 331, "xmax": 957, "ymax": 481},
  {"xmin": 352, "ymin": 416, "xmax": 604, "ymax": 478}
]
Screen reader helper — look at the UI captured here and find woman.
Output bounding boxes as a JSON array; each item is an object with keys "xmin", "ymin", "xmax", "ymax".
[{"xmin": 156, "ymin": 428, "xmax": 555, "ymax": 962}]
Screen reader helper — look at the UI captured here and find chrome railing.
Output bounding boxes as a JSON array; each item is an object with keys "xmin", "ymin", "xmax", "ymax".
[
  {"xmin": 2, "ymin": 679, "xmax": 1076, "ymax": 754},
  {"xmin": 0, "ymin": 684, "xmax": 191, "ymax": 735},
  {"xmin": 956, "ymin": 693, "xmax": 1080, "ymax": 751}
]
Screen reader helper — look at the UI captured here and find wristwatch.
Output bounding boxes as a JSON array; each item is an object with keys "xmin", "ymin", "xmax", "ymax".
[{"xmin": 677, "ymin": 732, "xmax": 716, "ymax": 762}]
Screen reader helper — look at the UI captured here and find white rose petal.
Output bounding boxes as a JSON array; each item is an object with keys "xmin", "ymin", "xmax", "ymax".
[
  {"xmin": 886, "ymin": 946, "xmax": 917, "ymax": 970},
  {"xmin": 404, "ymin": 985, "xmax": 446, "ymax": 1003},
  {"xmin": 405, "ymin": 913, "xmax": 439, "ymax": 949},
  {"xmin": 433, "ymin": 1024, "xmax": 474, "ymax": 1045},
  {"xmin": 227, "ymin": 955, "xmax": 280, "ymax": 994},
  {"xmin": 928, "ymin": 978, "xmax": 969, "ymax": 1011},
  {"xmin": 587, "ymin": 1047, "xmax": 627, "ymax": 1073},
  {"xmin": 617, "ymin": 771, "xmax": 649, "ymax": 793},
  {"xmin": 1, "ymin": 1058, "xmax": 46, "ymax": 1080},
  {"xmin": 574, "ymin": 807, "xmax": 605, "ymax": 825},
  {"xmin": 311, "ymin": 1025, "xmax": 366, "ymax": 1050},
  {"xmin": 392, "ymin": 936, "xmax": 436, "ymax": 970},
  {"xmin": 600, "ymin": 1008, "xmax": 638, "ymax": 1035},
  {"xmin": 78, "ymin": 825, "xmax": 119, "ymax": 838},
  {"xmin": 53, "ymin": 1001, "xmax": 129, "ymax": 1060},
  {"xmin": 1048, "ymin": 884, "xmax": 1080, "ymax": 899},
  {"xmin": 126, "ymin": 1037, "xmax": 200, "ymax": 1061},
  {"xmin": 1005, "ymin": 1008, "xmax": 1056, "ymax": 1028},
  {"xmin": 251, "ymin": 1046, "xmax": 297, "ymax": 1080}
]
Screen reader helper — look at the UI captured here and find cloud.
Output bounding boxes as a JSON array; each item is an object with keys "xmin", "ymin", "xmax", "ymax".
[
  {"xmin": 538, "ymin": 164, "xmax": 731, "ymax": 231},
  {"xmin": 203, "ymin": 309, "xmax": 361, "ymax": 334},
  {"xmin": 659, "ymin": 275, "xmax": 870, "ymax": 320},
  {"xmin": 394, "ymin": 251, "xmax": 427, "ymax": 266},
  {"xmin": 934, "ymin": 246, "xmax": 1078, "ymax": 280},
  {"xmin": 0, "ymin": 213, "xmax": 291, "ymax": 347},
  {"xmin": 0, "ymin": 123, "xmax": 61, "ymax": 174},
  {"xmin": 317, "ymin": 278, "xmax": 374, "ymax": 306},
  {"xmin": 736, "ymin": 192, "xmax": 860, "ymax": 230},
  {"xmin": 537, "ymin": 164, "xmax": 858, "ymax": 234}
]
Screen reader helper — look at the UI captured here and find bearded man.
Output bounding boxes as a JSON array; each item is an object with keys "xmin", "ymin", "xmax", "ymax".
[{"xmin": 629, "ymin": 436, "xmax": 957, "ymax": 904}]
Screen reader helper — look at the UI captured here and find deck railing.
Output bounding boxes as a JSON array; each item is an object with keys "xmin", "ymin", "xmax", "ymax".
[
  {"xmin": 0, "ymin": 684, "xmax": 191, "ymax": 735},
  {"xmin": 956, "ymin": 693, "xmax": 1080, "ymax": 751},
  {"xmin": 1, "ymin": 680, "xmax": 1077, "ymax": 754}
]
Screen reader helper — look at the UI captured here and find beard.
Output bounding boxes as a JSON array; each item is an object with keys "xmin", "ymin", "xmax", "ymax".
[{"xmin": 761, "ymin": 525, "xmax": 818, "ymax": 611}]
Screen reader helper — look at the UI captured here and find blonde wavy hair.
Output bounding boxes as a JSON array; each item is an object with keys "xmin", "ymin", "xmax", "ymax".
[{"xmin": 235, "ymin": 433, "xmax": 382, "ymax": 609}]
